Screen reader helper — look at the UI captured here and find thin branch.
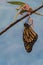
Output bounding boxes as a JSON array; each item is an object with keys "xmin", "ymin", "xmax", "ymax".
[{"xmin": 0, "ymin": 4, "xmax": 43, "ymax": 35}]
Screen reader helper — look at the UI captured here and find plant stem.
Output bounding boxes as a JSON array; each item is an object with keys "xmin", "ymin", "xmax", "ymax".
[{"xmin": 0, "ymin": 4, "xmax": 43, "ymax": 35}]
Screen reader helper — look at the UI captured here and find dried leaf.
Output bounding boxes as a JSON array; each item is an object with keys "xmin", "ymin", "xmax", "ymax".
[
  {"xmin": 34, "ymin": 12, "xmax": 43, "ymax": 16},
  {"xmin": 20, "ymin": 10, "xmax": 27, "ymax": 14}
]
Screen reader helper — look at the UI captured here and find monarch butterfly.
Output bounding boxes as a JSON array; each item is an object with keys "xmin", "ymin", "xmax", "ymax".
[{"xmin": 23, "ymin": 23, "xmax": 38, "ymax": 53}]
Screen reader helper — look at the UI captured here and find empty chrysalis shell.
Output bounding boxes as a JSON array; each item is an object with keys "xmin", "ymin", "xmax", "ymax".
[{"xmin": 23, "ymin": 23, "xmax": 38, "ymax": 53}]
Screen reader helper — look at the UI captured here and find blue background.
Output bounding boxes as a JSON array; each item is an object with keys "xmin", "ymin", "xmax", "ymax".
[{"xmin": 0, "ymin": 0, "xmax": 43, "ymax": 65}]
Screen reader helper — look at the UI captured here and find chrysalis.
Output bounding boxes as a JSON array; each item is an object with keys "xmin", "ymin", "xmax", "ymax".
[{"xmin": 23, "ymin": 23, "xmax": 38, "ymax": 53}]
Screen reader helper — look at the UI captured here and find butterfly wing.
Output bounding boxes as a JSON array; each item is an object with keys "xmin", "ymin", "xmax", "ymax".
[{"xmin": 23, "ymin": 23, "xmax": 38, "ymax": 53}]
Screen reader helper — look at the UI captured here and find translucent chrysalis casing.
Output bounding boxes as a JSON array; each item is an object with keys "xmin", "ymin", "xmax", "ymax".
[{"xmin": 23, "ymin": 23, "xmax": 38, "ymax": 53}]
